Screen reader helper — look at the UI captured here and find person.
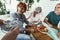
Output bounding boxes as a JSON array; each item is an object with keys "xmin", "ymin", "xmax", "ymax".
[
  {"xmin": 44, "ymin": 3, "xmax": 60, "ymax": 29},
  {"xmin": 43, "ymin": 3, "xmax": 60, "ymax": 40},
  {"xmin": 10, "ymin": 2, "xmax": 31, "ymax": 32},
  {"xmin": 0, "ymin": 19, "xmax": 19, "ymax": 40},
  {"xmin": 27, "ymin": 7, "xmax": 42, "ymax": 25},
  {"xmin": 10, "ymin": 2, "xmax": 31, "ymax": 40},
  {"xmin": 2, "ymin": 26, "xmax": 19, "ymax": 40}
]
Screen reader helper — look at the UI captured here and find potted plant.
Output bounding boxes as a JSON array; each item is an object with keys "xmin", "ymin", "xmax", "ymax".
[{"xmin": 0, "ymin": 1, "xmax": 7, "ymax": 15}]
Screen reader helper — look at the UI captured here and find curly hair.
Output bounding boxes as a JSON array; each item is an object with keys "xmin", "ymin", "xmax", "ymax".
[{"xmin": 17, "ymin": 2, "xmax": 27, "ymax": 12}]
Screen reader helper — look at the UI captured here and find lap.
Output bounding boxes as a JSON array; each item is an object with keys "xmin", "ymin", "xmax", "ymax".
[{"xmin": 16, "ymin": 34, "xmax": 31, "ymax": 40}]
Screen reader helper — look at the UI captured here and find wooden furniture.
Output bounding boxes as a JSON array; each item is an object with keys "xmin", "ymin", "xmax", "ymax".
[{"xmin": 25, "ymin": 24, "xmax": 52, "ymax": 40}]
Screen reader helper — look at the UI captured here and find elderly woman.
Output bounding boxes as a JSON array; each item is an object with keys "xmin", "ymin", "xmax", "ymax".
[{"xmin": 27, "ymin": 7, "xmax": 42, "ymax": 25}]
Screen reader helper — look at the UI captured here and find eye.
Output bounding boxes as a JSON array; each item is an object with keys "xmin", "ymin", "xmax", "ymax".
[
  {"xmin": 58, "ymin": 7, "xmax": 60, "ymax": 8},
  {"xmin": 55, "ymin": 7, "xmax": 60, "ymax": 8}
]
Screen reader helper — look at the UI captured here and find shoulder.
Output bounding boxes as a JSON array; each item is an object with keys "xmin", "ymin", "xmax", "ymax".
[
  {"xmin": 47, "ymin": 11, "xmax": 54, "ymax": 16},
  {"xmin": 46, "ymin": 11, "xmax": 54, "ymax": 18},
  {"xmin": 22, "ymin": 14, "xmax": 26, "ymax": 18},
  {"xmin": 49, "ymin": 11, "xmax": 54, "ymax": 15},
  {"xmin": 10, "ymin": 12, "xmax": 16, "ymax": 15},
  {"xmin": 10, "ymin": 12, "xmax": 17, "ymax": 18}
]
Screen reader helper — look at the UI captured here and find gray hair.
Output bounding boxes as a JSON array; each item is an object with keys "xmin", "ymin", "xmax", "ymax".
[{"xmin": 35, "ymin": 7, "xmax": 42, "ymax": 13}]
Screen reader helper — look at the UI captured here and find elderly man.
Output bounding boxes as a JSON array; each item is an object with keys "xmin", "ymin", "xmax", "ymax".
[{"xmin": 44, "ymin": 3, "xmax": 60, "ymax": 29}]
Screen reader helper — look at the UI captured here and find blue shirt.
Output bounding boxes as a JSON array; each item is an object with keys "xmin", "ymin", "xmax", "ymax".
[
  {"xmin": 46, "ymin": 11, "xmax": 60, "ymax": 26},
  {"xmin": 10, "ymin": 12, "xmax": 30, "ymax": 33}
]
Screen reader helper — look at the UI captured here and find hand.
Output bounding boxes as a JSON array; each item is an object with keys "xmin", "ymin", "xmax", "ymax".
[
  {"xmin": 48, "ymin": 24, "xmax": 53, "ymax": 27},
  {"xmin": 39, "ymin": 21, "xmax": 42, "ymax": 24},
  {"xmin": 44, "ymin": 28, "xmax": 48, "ymax": 32},
  {"xmin": 10, "ymin": 26, "xmax": 19, "ymax": 34},
  {"xmin": 30, "ymin": 29, "xmax": 35, "ymax": 33},
  {"xmin": 30, "ymin": 21, "xmax": 35, "ymax": 25},
  {"xmin": 2, "ymin": 26, "xmax": 19, "ymax": 40}
]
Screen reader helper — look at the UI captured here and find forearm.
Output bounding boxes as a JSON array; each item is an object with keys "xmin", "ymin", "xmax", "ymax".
[
  {"xmin": 2, "ymin": 27, "xmax": 19, "ymax": 40},
  {"xmin": 44, "ymin": 18, "xmax": 53, "ymax": 27},
  {"xmin": 2, "ymin": 30, "xmax": 18, "ymax": 40},
  {"xmin": 44, "ymin": 18, "xmax": 51, "ymax": 25}
]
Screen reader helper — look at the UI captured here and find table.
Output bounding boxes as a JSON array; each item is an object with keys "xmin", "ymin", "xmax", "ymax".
[{"xmin": 25, "ymin": 24, "xmax": 52, "ymax": 40}]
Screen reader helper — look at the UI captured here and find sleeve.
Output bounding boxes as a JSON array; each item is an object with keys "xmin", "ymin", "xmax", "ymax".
[
  {"xmin": 10, "ymin": 13, "xmax": 17, "ymax": 21},
  {"xmin": 46, "ymin": 12, "xmax": 52, "ymax": 20},
  {"xmin": 23, "ymin": 15, "xmax": 30, "ymax": 25}
]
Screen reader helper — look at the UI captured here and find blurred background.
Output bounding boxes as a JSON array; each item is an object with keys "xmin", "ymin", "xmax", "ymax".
[
  {"xmin": 0, "ymin": 0, "xmax": 60, "ymax": 20},
  {"xmin": 0, "ymin": 0, "xmax": 60, "ymax": 40}
]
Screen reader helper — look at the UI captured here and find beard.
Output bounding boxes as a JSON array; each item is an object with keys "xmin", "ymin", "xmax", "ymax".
[{"xmin": 55, "ymin": 10, "xmax": 60, "ymax": 15}]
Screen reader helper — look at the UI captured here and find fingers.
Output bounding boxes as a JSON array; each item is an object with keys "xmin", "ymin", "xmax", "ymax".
[
  {"xmin": 9, "ymin": 25, "xmax": 19, "ymax": 34},
  {"xmin": 13, "ymin": 25, "xmax": 19, "ymax": 34},
  {"xmin": 10, "ymin": 27, "xmax": 14, "ymax": 31},
  {"xmin": 13, "ymin": 25, "xmax": 19, "ymax": 30}
]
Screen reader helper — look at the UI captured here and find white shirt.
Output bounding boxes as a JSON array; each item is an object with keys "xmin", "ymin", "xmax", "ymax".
[{"xmin": 28, "ymin": 12, "xmax": 43, "ymax": 23}]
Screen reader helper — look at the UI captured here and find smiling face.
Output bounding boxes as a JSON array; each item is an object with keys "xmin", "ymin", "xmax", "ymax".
[
  {"xmin": 17, "ymin": 6, "xmax": 26, "ymax": 14},
  {"xmin": 17, "ymin": 2, "xmax": 27, "ymax": 15},
  {"xmin": 55, "ymin": 3, "xmax": 60, "ymax": 15}
]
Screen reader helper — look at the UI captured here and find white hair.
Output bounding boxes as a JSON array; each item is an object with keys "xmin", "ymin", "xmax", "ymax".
[{"xmin": 30, "ymin": 3, "xmax": 42, "ymax": 12}]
